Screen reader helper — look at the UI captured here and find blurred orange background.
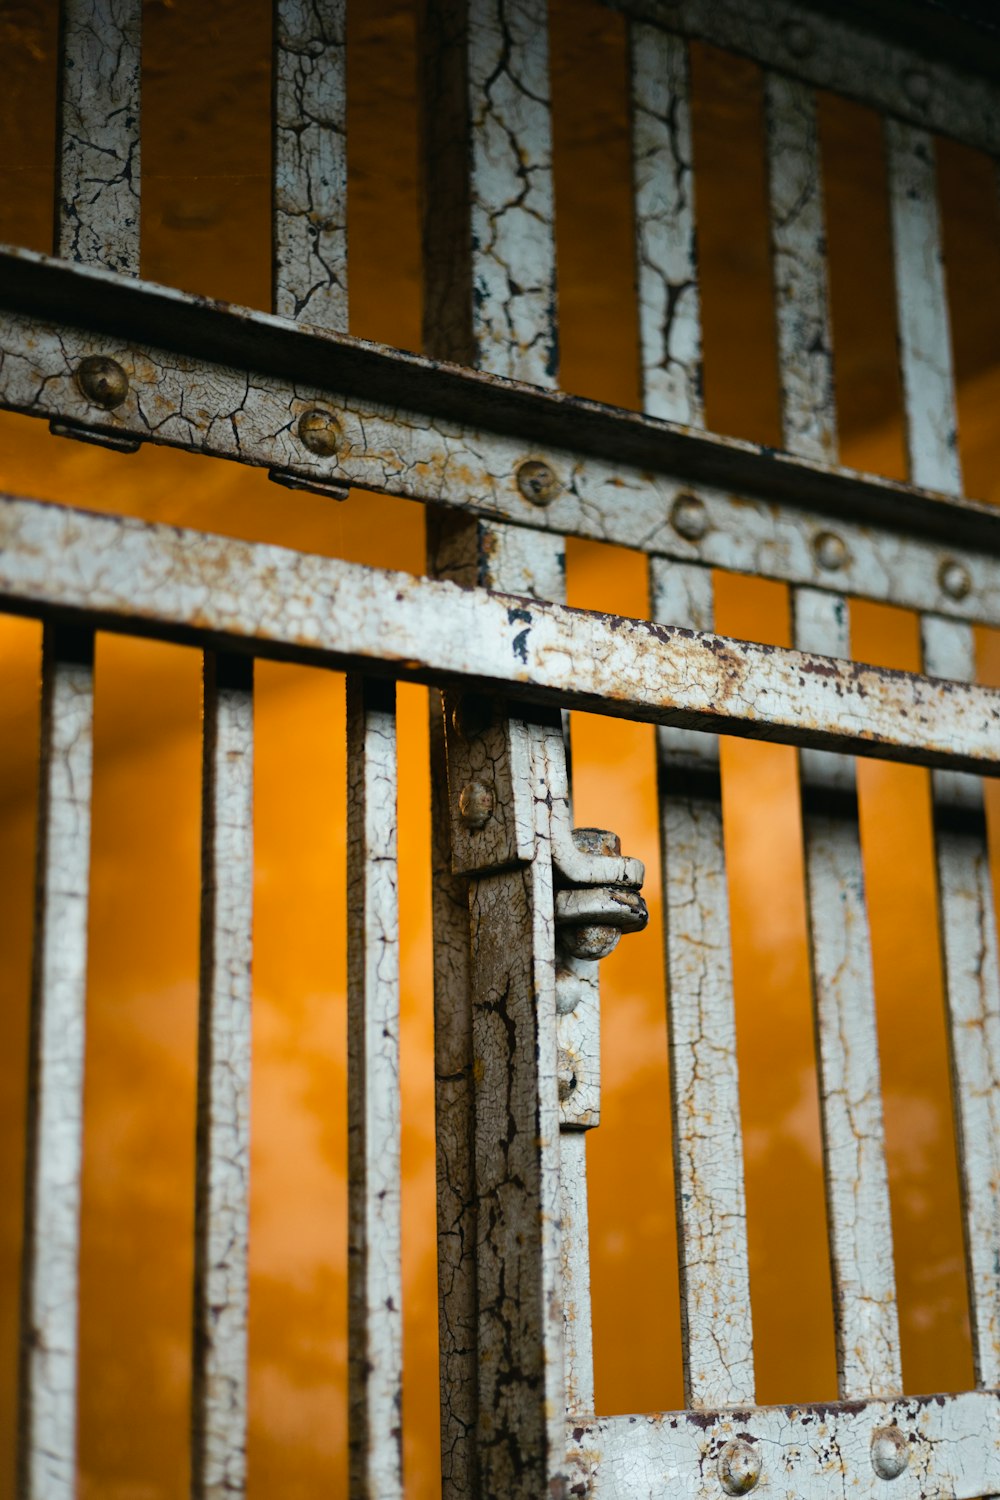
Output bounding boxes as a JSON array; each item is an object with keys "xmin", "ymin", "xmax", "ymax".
[{"xmin": 1, "ymin": 1, "xmax": 1000, "ymax": 1495}]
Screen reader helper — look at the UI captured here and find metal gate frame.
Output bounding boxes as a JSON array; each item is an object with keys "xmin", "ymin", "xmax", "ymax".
[{"xmin": 3, "ymin": 1, "xmax": 1000, "ymax": 1497}]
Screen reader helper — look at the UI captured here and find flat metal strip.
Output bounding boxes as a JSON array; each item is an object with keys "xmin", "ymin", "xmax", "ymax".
[
  {"xmin": 630, "ymin": 21, "xmax": 703, "ymax": 427},
  {"xmin": 652, "ymin": 559, "xmax": 755, "ymax": 1408},
  {"xmin": 6, "ymin": 262, "xmax": 1000, "ymax": 625},
  {"xmin": 767, "ymin": 76, "xmax": 902, "ymax": 1399},
  {"xmin": 346, "ymin": 676, "xmax": 404, "ymax": 1499},
  {"xmin": 273, "ymin": 0, "xmax": 348, "ymax": 331},
  {"xmin": 565, "ymin": 1387, "xmax": 1000, "ymax": 1500},
  {"xmin": 423, "ymin": 6, "xmax": 569, "ymax": 1486},
  {"xmin": 922, "ymin": 614, "xmax": 1000, "ymax": 1391},
  {"xmin": 603, "ymin": 0, "xmax": 1000, "ymax": 158},
  {"xmin": 18, "ymin": 624, "xmax": 95, "ymax": 1500},
  {"xmin": 191, "ymin": 652, "xmax": 254, "ymax": 1500},
  {"xmin": 56, "ymin": 0, "xmax": 141, "ymax": 275},
  {"xmin": 886, "ymin": 120, "xmax": 963, "ymax": 498},
  {"xmin": 764, "ymin": 72, "xmax": 837, "ymax": 465},
  {"xmin": 5, "ymin": 494, "xmax": 1000, "ymax": 772},
  {"xmin": 795, "ymin": 589, "xmax": 902, "ymax": 1400}
]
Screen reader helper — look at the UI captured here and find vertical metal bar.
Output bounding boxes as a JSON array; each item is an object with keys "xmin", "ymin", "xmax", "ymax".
[
  {"xmin": 885, "ymin": 119, "xmax": 962, "ymax": 495},
  {"xmin": 922, "ymin": 616, "xmax": 1000, "ymax": 1389},
  {"xmin": 635, "ymin": 22, "xmax": 754, "ymax": 1409},
  {"xmin": 629, "ymin": 21, "xmax": 703, "ymax": 426},
  {"xmin": 423, "ymin": 0, "xmax": 557, "ymax": 386},
  {"xmin": 764, "ymin": 72, "xmax": 837, "ymax": 464},
  {"xmin": 794, "ymin": 590, "xmax": 903, "ymax": 1399},
  {"xmin": 18, "ymin": 624, "xmax": 95, "ymax": 1500},
  {"xmin": 55, "ymin": 0, "xmax": 141, "ymax": 275},
  {"xmin": 347, "ymin": 676, "xmax": 404, "ymax": 1500},
  {"xmin": 766, "ymin": 69, "xmax": 902, "ymax": 1398},
  {"xmin": 273, "ymin": 0, "xmax": 348, "ymax": 330},
  {"xmin": 650, "ymin": 560, "xmax": 756, "ymax": 1409},
  {"xmin": 423, "ymin": 1, "xmax": 567, "ymax": 1487},
  {"xmin": 191, "ymin": 653, "xmax": 254, "ymax": 1500}
]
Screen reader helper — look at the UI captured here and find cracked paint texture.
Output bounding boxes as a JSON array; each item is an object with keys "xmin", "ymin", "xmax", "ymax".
[
  {"xmin": 886, "ymin": 121, "xmax": 963, "ymax": 497},
  {"xmin": 191, "ymin": 653, "xmax": 254, "ymax": 1500},
  {"xmin": 765, "ymin": 73, "xmax": 837, "ymax": 465},
  {"xmin": 273, "ymin": 0, "xmax": 348, "ymax": 332},
  {"xmin": 3, "ymin": 287, "xmax": 1000, "ymax": 626},
  {"xmin": 652, "ymin": 559, "xmax": 754, "ymax": 1409},
  {"xmin": 630, "ymin": 22, "xmax": 703, "ymax": 426},
  {"xmin": 56, "ymin": 0, "xmax": 141, "ymax": 276},
  {"xmin": 3, "ymin": 493, "xmax": 1000, "ymax": 773},
  {"xmin": 923, "ymin": 615, "xmax": 1000, "ymax": 1392},
  {"xmin": 346, "ymin": 676, "xmax": 404, "ymax": 1500},
  {"xmin": 565, "ymin": 1387, "xmax": 1000, "ymax": 1498},
  {"xmin": 19, "ymin": 627, "xmax": 94, "ymax": 1500}
]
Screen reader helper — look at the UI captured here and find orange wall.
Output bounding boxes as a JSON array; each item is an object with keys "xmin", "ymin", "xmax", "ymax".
[{"xmin": 1, "ymin": 1, "xmax": 999, "ymax": 1494}]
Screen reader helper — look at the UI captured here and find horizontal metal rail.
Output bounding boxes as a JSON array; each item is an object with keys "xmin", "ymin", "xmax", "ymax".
[
  {"xmin": 603, "ymin": 0, "xmax": 1000, "ymax": 157},
  {"xmin": 3, "ymin": 248, "xmax": 1000, "ymax": 626},
  {"xmin": 565, "ymin": 1387, "xmax": 1000, "ymax": 1500},
  {"xmin": 2, "ymin": 492, "xmax": 1000, "ymax": 773}
]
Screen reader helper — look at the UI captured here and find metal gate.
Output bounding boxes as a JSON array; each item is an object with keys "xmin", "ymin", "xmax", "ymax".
[{"xmin": 3, "ymin": 0, "xmax": 1000, "ymax": 1495}]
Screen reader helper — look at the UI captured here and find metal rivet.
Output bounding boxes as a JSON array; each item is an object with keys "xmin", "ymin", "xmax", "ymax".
[
  {"xmin": 297, "ymin": 408, "xmax": 341, "ymax": 457},
  {"xmin": 671, "ymin": 493, "xmax": 709, "ymax": 542},
  {"xmin": 516, "ymin": 459, "xmax": 560, "ymax": 507},
  {"xmin": 459, "ymin": 780, "xmax": 494, "ymax": 830},
  {"xmin": 939, "ymin": 558, "xmax": 972, "ymax": 601},
  {"xmin": 814, "ymin": 530, "xmax": 849, "ymax": 572},
  {"xmin": 871, "ymin": 1426, "xmax": 909, "ymax": 1481},
  {"xmin": 783, "ymin": 19, "xmax": 813, "ymax": 56},
  {"xmin": 76, "ymin": 355, "xmax": 129, "ymax": 410},
  {"xmin": 904, "ymin": 68, "xmax": 931, "ymax": 106},
  {"xmin": 718, "ymin": 1438, "xmax": 761, "ymax": 1495}
]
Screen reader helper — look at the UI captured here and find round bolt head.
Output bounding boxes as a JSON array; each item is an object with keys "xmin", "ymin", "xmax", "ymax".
[
  {"xmin": 458, "ymin": 780, "xmax": 494, "ymax": 830},
  {"xmin": 718, "ymin": 1438, "xmax": 761, "ymax": 1495},
  {"xmin": 562, "ymin": 924, "xmax": 621, "ymax": 962},
  {"xmin": 516, "ymin": 459, "xmax": 560, "ymax": 507},
  {"xmin": 76, "ymin": 355, "xmax": 129, "ymax": 410},
  {"xmin": 783, "ymin": 18, "xmax": 813, "ymax": 56},
  {"xmin": 671, "ymin": 493, "xmax": 709, "ymax": 542},
  {"xmin": 939, "ymin": 558, "xmax": 972, "ymax": 602},
  {"xmin": 814, "ymin": 530, "xmax": 849, "ymax": 572},
  {"xmin": 297, "ymin": 408, "xmax": 341, "ymax": 457},
  {"xmin": 904, "ymin": 68, "xmax": 931, "ymax": 106},
  {"xmin": 871, "ymin": 1426, "xmax": 909, "ymax": 1481}
]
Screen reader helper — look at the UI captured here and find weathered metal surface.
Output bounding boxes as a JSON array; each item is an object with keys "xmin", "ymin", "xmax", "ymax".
[
  {"xmin": 630, "ymin": 22, "xmax": 703, "ymax": 426},
  {"xmin": 465, "ymin": 715, "xmax": 568, "ymax": 1496},
  {"xmin": 5, "ymin": 493, "xmax": 1000, "ymax": 773},
  {"xmin": 56, "ymin": 0, "xmax": 141, "ymax": 275},
  {"xmin": 885, "ymin": 122, "xmax": 963, "ymax": 497},
  {"xmin": 346, "ymin": 676, "xmax": 404, "ymax": 1499},
  {"xmin": 764, "ymin": 72, "xmax": 837, "ymax": 465},
  {"xmin": 273, "ymin": 0, "xmax": 348, "ymax": 331},
  {"xmin": 8, "ymin": 254, "xmax": 1000, "ymax": 622},
  {"xmin": 191, "ymin": 653, "xmax": 254, "ymax": 1500},
  {"xmin": 651, "ymin": 558, "xmax": 755, "ymax": 1409},
  {"xmin": 422, "ymin": 0, "xmax": 557, "ymax": 384},
  {"xmin": 795, "ymin": 588, "xmax": 902, "ymax": 1401},
  {"xmin": 604, "ymin": 0, "xmax": 1000, "ymax": 158},
  {"xmin": 565, "ymin": 1387, "xmax": 1000, "ymax": 1499},
  {"xmin": 18, "ymin": 624, "xmax": 94, "ymax": 1500},
  {"xmin": 422, "ymin": 8, "xmax": 570, "ymax": 1478},
  {"xmin": 923, "ymin": 614, "xmax": 1000, "ymax": 1391}
]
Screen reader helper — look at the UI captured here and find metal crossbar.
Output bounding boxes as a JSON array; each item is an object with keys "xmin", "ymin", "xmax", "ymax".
[{"xmin": 5, "ymin": 0, "xmax": 1000, "ymax": 1497}]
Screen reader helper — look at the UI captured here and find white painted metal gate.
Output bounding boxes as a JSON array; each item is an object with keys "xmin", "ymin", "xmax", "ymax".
[{"xmin": 3, "ymin": 0, "xmax": 1000, "ymax": 1496}]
